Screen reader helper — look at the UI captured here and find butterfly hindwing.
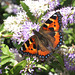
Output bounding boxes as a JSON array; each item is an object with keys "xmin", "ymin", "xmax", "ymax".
[
  {"xmin": 20, "ymin": 35, "xmax": 52, "ymax": 59},
  {"xmin": 20, "ymin": 35, "xmax": 37, "ymax": 56},
  {"xmin": 36, "ymin": 37, "xmax": 52, "ymax": 59}
]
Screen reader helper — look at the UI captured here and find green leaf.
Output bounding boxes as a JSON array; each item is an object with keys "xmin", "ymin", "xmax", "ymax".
[
  {"xmin": 68, "ymin": 34, "xmax": 73, "ymax": 43},
  {"xmin": 72, "ymin": 0, "xmax": 75, "ymax": 6},
  {"xmin": 60, "ymin": 0, "xmax": 67, "ymax": 5},
  {"xmin": 1, "ymin": 44, "xmax": 9, "ymax": 54},
  {"xmin": 73, "ymin": 23, "xmax": 75, "ymax": 38},
  {"xmin": 50, "ymin": 68, "xmax": 55, "ymax": 73},
  {"xmin": 0, "ymin": 24, "xmax": 4, "ymax": 32},
  {"xmin": 10, "ymin": 60, "xmax": 27, "ymax": 75},
  {"xmin": 3, "ymin": 13, "xmax": 10, "ymax": 19},
  {"xmin": 0, "ymin": 57, "xmax": 12, "ymax": 66},
  {"xmin": 2, "ymin": 5, "xmax": 8, "ymax": 10},
  {"xmin": 61, "ymin": 0, "xmax": 73, "ymax": 6},
  {"xmin": 44, "ymin": 64, "xmax": 49, "ymax": 69},
  {"xmin": 50, "ymin": 61, "xmax": 63, "ymax": 71},
  {"xmin": 64, "ymin": 28, "xmax": 73, "ymax": 34},
  {"xmin": 1, "ymin": 44, "xmax": 13, "ymax": 55},
  {"xmin": 73, "ymin": 33, "xmax": 75, "ymax": 38},
  {"xmin": 20, "ymin": 1, "xmax": 36, "ymax": 23},
  {"xmin": 61, "ymin": 45, "xmax": 68, "ymax": 49},
  {"xmin": 53, "ymin": 53, "xmax": 64, "ymax": 67},
  {"xmin": 1, "ymin": 62, "xmax": 12, "ymax": 69},
  {"xmin": 0, "ymin": 54, "xmax": 8, "ymax": 59},
  {"xmin": 36, "ymin": 64, "xmax": 47, "ymax": 70},
  {"xmin": 16, "ymin": 0, "xmax": 20, "ymax": 5},
  {"xmin": 2, "ymin": 31, "xmax": 13, "ymax": 38}
]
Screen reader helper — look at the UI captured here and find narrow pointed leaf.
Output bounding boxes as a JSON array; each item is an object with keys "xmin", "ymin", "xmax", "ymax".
[
  {"xmin": 0, "ymin": 24, "xmax": 4, "ymax": 32},
  {"xmin": 20, "ymin": 1, "xmax": 36, "ymax": 23},
  {"xmin": 36, "ymin": 64, "xmax": 47, "ymax": 70},
  {"xmin": 10, "ymin": 60, "xmax": 27, "ymax": 75},
  {"xmin": 0, "ymin": 54, "xmax": 8, "ymax": 59},
  {"xmin": 53, "ymin": 53, "xmax": 64, "ymax": 67},
  {"xmin": 1, "ymin": 44, "xmax": 13, "ymax": 55},
  {"xmin": 0, "ymin": 57, "xmax": 12, "ymax": 66}
]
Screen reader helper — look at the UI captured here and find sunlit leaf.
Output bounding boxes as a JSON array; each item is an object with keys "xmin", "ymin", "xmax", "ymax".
[
  {"xmin": 10, "ymin": 60, "xmax": 27, "ymax": 75},
  {"xmin": 0, "ymin": 54, "xmax": 8, "ymax": 59},
  {"xmin": 50, "ymin": 68, "xmax": 55, "ymax": 73},
  {"xmin": 61, "ymin": 45, "xmax": 68, "ymax": 49},
  {"xmin": 2, "ymin": 5, "xmax": 8, "ymax": 10},
  {"xmin": 1, "ymin": 44, "xmax": 13, "ymax": 55},
  {"xmin": 72, "ymin": 0, "xmax": 75, "ymax": 6},
  {"xmin": 0, "ymin": 57, "xmax": 12, "ymax": 66},
  {"xmin": 64, "ymin": 28, "xmax": 73, "ymax": 34},
  {"xmin": 36, "ymin": 64, "xmax": 47, "ymax": 70},
  {"xmin": 0, "ymin": 24, "xmax": 4, "ymax": 32}
]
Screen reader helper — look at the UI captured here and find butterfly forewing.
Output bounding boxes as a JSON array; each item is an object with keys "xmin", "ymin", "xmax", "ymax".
[{"xmin": 39, "ymin": 12, "xmax": 63, "ymax": 49}]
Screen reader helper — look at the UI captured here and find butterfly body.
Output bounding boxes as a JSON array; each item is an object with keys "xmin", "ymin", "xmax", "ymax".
[{"xmin": 20, "ymin": 12, "xmax": 63, "ymax": 59}]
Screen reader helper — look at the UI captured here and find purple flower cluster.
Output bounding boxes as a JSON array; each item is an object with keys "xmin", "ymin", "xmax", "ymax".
[
  {"xmin": 20, "ymin": 57, "xmax": 39, "ymax": 75},
  {"xmin": 60, "ymin": 7, "xmax": 75, "ymax": 28},
  {"xmin": 0, "ymin": 69, "xmax": 2, "ymax": 74},
  {"xmin": 48, "ymin": 0, "xmax": 60, "ymax": 11},
  {"xmin": 64, "ymin": 52, "xmax": 75, "ymax": 71},
  {"xmin": 22, "ymin": 21, "xmax": 40, "ymax": 42}
]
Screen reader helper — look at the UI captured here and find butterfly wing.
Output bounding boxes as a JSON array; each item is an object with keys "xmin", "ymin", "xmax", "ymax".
[
  {"xmin": 20, "ymin": 35, "xmax": 52, "ymax": 59},
  {"xmin": 20, "ymin": 35, "xmax": 37, "ymax": 56},
  {"xmin": 39, "ymin": 12, "xmax": 63, "ymax": 49}
]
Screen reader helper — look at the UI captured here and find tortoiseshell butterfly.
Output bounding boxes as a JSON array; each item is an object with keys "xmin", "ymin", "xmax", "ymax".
[{"xmin": 20, "ymin": 12, "xmax": 63, "ymax": 59}]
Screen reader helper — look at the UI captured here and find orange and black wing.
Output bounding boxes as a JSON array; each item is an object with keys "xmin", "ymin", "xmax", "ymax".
[
  {"xmin": 40, "ymin": 12, "xmax": 63, "ymax": 49},
  {"xmin": 20, "ymin": 35, "xmax": 52, "ymax": 59},
  {"xmin": 20, "ymin": 35, "xmax": 37, "ymax": 56}
]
